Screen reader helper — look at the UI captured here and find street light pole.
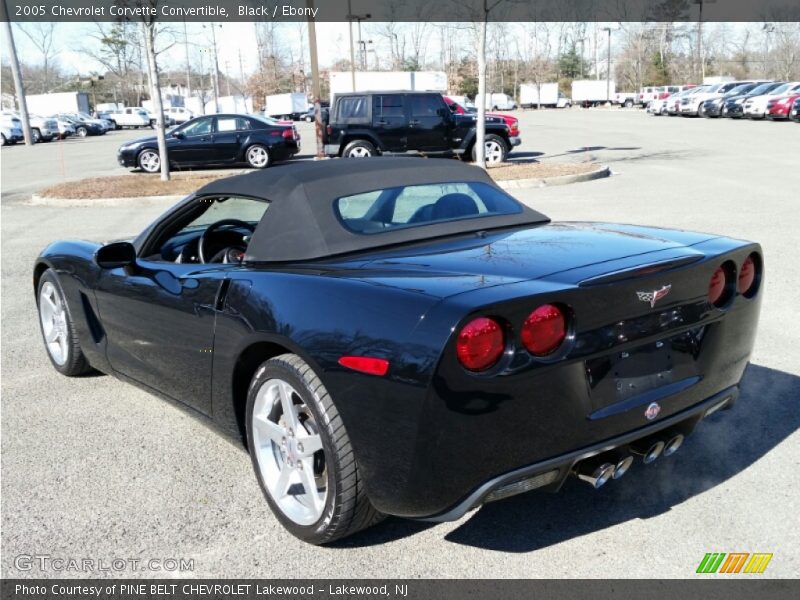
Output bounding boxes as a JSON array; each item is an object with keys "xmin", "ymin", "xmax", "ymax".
[
  {"xmin": 602, "ymin": 27, "xmax": 612, "ymax": 103},
  {"xmin": 0, "ymin": 3, "xmax": 33, "ymax": 145},
  {"xmin": 347, "ymin": 0, "xmax": 356, "ymax": 89},
  {"xmin": 306, "ymin": 0, "xmax": 324, "ymax": 159},
  {"xmin": 183, "ymin": 20, "xmax": 192, "ymax": 101},
  {"xmin": 203, "ymin": 23, "xmax": 221, "ymax": 112}
]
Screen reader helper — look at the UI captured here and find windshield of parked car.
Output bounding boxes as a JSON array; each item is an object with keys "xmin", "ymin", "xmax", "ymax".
[
  {"xmin": 726, "ymin": 84, "xmax": 755, "ymax": 96},
  {"xmin": 749, "ymin": 82, "xmax": 782, "ymax": 95},
  {"xmin": 335, "ymin": 182, "xmax": 523, "ymax": 234}
]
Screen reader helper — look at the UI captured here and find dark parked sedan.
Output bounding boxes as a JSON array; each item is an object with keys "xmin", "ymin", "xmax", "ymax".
[
  {"xmin": 790, "ymin": 97, "xmax": 800, "ymax": 122},
  {"xmin": 34, "ymin": 158, "xmax": 762, "ymax": 544},
  {"xmin": 117, "ymin": 113, "xmax": 300, "ymax": 173}
]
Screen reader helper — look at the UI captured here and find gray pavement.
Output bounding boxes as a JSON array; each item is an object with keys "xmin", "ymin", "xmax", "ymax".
[{"xmin": 1, "ymin": 109, "xmax": 799, "ymax": 578}]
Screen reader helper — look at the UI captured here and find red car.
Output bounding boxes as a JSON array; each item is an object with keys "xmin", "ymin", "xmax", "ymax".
[
  {"xmin": 766, "ymin": 94, "xmax": 800, "ymax": 120},
  {"xmin": 443, "ymin": 95, "xmax": 520, "ymax": 139}
]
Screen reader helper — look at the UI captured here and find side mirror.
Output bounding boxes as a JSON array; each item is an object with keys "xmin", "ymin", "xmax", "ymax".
[
  {"xmin": 172, "ymin": 130, "xmax": 184, "ymax": 139},
  {"xmin": 95, "ymin": 242, "xmax": 136, "ymax": 269}
]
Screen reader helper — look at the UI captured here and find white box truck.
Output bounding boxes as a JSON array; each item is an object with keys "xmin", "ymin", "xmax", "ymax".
[
  {"xmin": 520, "ymin": 83, "xmax": 571, "ymax": 108},
  {"xmin": 571, "ymin": 80, "xmax": 616, "ymax": 106},
  {"xmin": 329, "ymin": 71, "xmax": 447, "ymax": 104},
  {"xmin": 25, "ymin": 92, "xmax": 91, "ymax": 116},
  {"xmin": 264, "ymin": 93, "xmax": 308, "ymax": 120}
]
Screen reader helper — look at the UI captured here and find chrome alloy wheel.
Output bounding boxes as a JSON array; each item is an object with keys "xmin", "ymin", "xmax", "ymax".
[
  {"xmin": 39, "ymin": 281, "xmax": 68, "ymax": 366},
  {"xmin": 252, "ymin": 378, "xmax": 327, "ymax": 525},
  {"xmin": 346, "ymin": 146, "xmax": 372, "ymax": 157},
  {"xmin": 484, "ymin": 139, "xmax": 504, "ymax": 164},
  {"xmin": 139, "ymin": 150, "xmax": 160, "ymax": 173},
  {"xmin": 246, "ymin": 145, "xmax": 269, "ymax": 168}
]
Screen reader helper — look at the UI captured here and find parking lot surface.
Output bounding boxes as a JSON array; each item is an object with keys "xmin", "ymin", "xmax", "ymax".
[{"xmin": 2, "ymin": 110, "xmax": 798, "ymax": 577}]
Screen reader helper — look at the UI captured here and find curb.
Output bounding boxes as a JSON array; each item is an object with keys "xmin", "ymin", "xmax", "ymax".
[
  {"xmin": 495, "ymin": 165, "xmax": 611, "ymax": 190},
  {"xmin": 28, "ymin": 193, "xmax": 184, "ymax": 207}
]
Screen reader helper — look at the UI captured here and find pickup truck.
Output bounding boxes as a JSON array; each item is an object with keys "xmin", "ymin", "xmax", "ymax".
[{"xmin": 324, "ymin": 91, "xmax": 520, "ymax": 165}]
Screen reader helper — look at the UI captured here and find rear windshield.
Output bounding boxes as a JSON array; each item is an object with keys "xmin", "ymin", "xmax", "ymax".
[{"xmin": 335, "ymin": 182, "xmax": 523, "ymax": 234}]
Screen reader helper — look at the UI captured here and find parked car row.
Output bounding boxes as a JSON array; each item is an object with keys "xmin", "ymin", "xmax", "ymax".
[
  {"xmin": 2, "ymin": 111, "xmax": 62, "ymax": 144},
  {"xmin": 646, "ymin": 80, "xmax": 800, "ymax": 122}
]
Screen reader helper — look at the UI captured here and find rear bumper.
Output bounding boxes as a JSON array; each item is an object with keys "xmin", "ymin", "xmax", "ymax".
[{"xmin": 422, "ymin": 386, "xmax": 738, "ymax": 522}]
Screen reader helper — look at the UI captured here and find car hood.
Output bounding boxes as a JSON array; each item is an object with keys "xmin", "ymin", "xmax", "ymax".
[{"xmin": 320, "ymin": 222, "xmax": 720, "ymax": 298}]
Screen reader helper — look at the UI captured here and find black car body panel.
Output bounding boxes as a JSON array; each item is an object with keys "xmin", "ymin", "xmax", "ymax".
[
  {"xmin": 117, "ymin": 113, "xmax": 299, "ymax": 169},
  {"xmin": 324, "ymin": 91, "xmax": 515, "ymax": 157},
  {"xmin": 34, "ymin": 159, "xmax": 763, "ymax": 521}
]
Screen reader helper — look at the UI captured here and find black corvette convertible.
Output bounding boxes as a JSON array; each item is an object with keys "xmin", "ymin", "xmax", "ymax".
[{"xmin": 34, "ymin": 158, "xmax": 762, "ymax": 544}]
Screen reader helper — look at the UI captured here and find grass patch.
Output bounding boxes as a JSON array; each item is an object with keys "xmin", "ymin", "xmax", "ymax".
[
  {"xmin": 38, "ymin": 172, "xmax": 235, "ymax": 200},
  {"xmin": 487, "ymin": 161, "xmax": 601, "ymax": 181},
  {"xmin": 38, "ymin": 161, "xmax": 603, "ymax": 199}
]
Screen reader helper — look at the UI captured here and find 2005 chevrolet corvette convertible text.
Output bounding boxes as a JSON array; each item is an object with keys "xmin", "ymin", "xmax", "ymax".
[{"xmin": 34, "ymin": 158, "xmax": 762, "ymax": 544}]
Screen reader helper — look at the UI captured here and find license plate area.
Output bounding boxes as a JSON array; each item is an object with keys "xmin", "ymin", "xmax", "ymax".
[{"xmin": 585, "ymin": 330, "xmax": 700, "ymax": 413}]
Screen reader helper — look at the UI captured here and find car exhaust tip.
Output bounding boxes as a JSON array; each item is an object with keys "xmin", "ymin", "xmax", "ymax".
[
  {"xmin": 631, "ymin": 439, "xmax": 665, "ymax": 464},
  {"xmin": 611, "ymin": 455, "xmax": 634, "ymax": 479},
  {"xmin": 575, "ymin": 461, "xmax": 616, "ymax": 489},
  {"xmin": 663, "ymin": 434, "xmax": 685, "ymax": 457}
]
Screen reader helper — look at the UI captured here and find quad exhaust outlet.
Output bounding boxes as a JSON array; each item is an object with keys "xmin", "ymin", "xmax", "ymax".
[{"xmin": 575, "ymin": 430, "xmax": 687, "ymax": 488}]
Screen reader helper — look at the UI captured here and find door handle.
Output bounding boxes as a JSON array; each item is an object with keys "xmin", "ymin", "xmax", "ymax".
[{"xmin": 409, "ymin": 120, "xmax": 420, "ymax": 126}]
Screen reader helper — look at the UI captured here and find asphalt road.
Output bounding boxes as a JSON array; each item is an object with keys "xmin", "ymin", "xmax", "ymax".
[{"xmin": 2, "ymin": 109, "xmax": 799, "ymax": 578}]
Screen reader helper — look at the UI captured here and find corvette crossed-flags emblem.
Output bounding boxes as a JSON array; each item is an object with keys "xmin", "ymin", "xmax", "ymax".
[{"xmin": 636, "ymin": 284, "xmax": 672, "ymax": 308}]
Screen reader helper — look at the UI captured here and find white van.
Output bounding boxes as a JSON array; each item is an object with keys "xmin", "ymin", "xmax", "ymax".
[{"xmin": 484, "ymin": 93, "xmax": 516, "ymax": 111}]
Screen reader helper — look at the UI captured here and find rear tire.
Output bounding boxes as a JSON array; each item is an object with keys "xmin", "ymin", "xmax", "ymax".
[
  {"xmin": 246, "ymin": 354, "xmax": 385, "ymax": 544},
  {"xmin": 76, "ymin": 126, "xmax": 88, "ymax": 138},
  {"xmin": 32, "ymin": 128, "xmax": 41, "ymax": 143},
  {"xmin": 37, "ymin": 269, "xmax": 92, "ymax": 377},
  {"xmin": 342, "ymin": 139, "xmax": 376, "ymax": 158}
]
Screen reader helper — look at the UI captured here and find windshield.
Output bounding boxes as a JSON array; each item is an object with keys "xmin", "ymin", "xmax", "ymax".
[
  {"xmin": 335, "ymin": 182, "xmax": 523, "ymax": 235},
  {"xmin": 750, "ymin": 82, "xmax": 781, "ymax": 95},
  {"xmin": 726, "ymin": 84, "xmax": 754, "ymax": 96},
  {"xmin": 770, "ymin": 83, "xmax": 791, "ymax": 95}
]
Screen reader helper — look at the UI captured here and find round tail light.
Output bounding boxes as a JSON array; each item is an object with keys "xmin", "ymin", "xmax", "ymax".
[
  {"xmin": 456, "ymin": 317, "xmax": 505, "ymax": 371},
  {"xmin": 521, "ymin": 304, "xmax": 567, "ymax": 356},
  {"xmin": 708, "ymin": 266, "xmax": 731, "ymax": 307},
  {"xmin": 738, "ymin": 254, "xmax": 757, "ymax": 295}
]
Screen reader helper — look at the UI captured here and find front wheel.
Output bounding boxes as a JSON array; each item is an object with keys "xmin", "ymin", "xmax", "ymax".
[
  {"xmin": 624, "ymin": 99, "xmax": 633, "ymax": 108},
  {"xmin": 138, "ymin": 149, "xmax": 161, "ymax": 173},
  {"xmin": 37, "ymin": 269, "xmax": 91, "ymax": 376},
  {"xmin": 76, "ymin": 126, "xmax": 88, "ymax": 138},
  {"xmin": 31, "ymin": 128, "xmax": 41, "ymax": 143},
  {"xmin": 342, "ymin": 139, "xmax": 376, "ymax": 158},
  {"xmin": 1, "ymin": 133, "xmax": 7, "ymax": 146},
  {"xmin": 698, "ymin": 104, "xmax": 706, "ymax": 118},
  {"xmin": 246, "ymin": 144, "xmax": 271, "ymax": 168},
  {"xmin": 472, "ymin": 134, "xmax": 508, "ymax": 165},
  {"xmin": 246, "ymin": 354, "xmax": 384, "ymax": 544}
]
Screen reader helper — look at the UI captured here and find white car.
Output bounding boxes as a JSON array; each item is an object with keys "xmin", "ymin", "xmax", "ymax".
[
  {"xmin": 743, "ymin": 82, "xmax": 800, "ymax": 118},
  {"xmin": 51, "ymin": 117, "xmax": 76, "ymax": 138},
  {"xmin": 1, "ymin": 111, "xmax": 59, "ymax": 142},
  {"xmin": 1, "ymin": 114, "xmax": 24, "ymax": 145},
  {"xmin": 165, "ymin": 106, "xmax": 195, "ymax": 124},
  {"xmin": 647, "ymin": 95, "xmax": 671, "ymax": 115},
  {"xmin": 680, "ymin": 81, "xmax": 748, "ymax": 116}
]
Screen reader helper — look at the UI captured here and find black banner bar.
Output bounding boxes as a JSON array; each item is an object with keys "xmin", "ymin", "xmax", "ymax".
[
  {"xmin": 2, "ymin": 0, "xmax": 800, "ymax": 23},
  {"xmin": 2, "ymin": 580, "xmax": 800, "ymax": 600}
]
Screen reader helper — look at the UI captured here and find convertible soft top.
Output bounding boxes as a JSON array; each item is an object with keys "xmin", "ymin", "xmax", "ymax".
[{"xmin": 196, "ymin": 157, "xmax": 550, "ymax": 262}]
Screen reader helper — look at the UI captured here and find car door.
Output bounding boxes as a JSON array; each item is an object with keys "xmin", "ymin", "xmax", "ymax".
[
  {"xmin": 169, "ymin": 116, "xmax": 214, "ymax": 164},
  {"xmin": 372, "ymin": 95, "xmax": 407, "ymax": 152},
  {"xmin": 94, "ymin": 260, "xmax": 225, "ymax": 414},
  {"xmin": 212, "ymin": 116, "xmax": 248, "ymax": 162},
  {"xmin": 405, "ymin": 94, "xmax": 450, "ymax": 152}
]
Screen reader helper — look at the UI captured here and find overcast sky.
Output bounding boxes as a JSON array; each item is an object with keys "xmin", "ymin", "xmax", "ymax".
[{"xmin": 2, "ymin": 21, "xmax": 755, "ymax": 80}]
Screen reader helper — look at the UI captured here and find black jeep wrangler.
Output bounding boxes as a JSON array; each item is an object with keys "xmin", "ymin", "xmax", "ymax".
[{"xmin": 323, "ymin": 91, "xmax": 520, "ymax": 164}]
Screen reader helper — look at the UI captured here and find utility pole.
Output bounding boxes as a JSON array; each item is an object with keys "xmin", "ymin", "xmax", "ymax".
[
  {"xmin": 307, "ymin": 0, "xmax": 323, "ymax": 159},
  {"xmin": 602, "ymin": 27, "xmax": 612, "ymax": 103},
  {"xmin": 694, "ymin": 0, "xmax": 717, "ymax": 82},
  {"xmin": 0, "ymin": 3, "xmax": 33, "ymax": 145},
  {"xmin": 238, "ymin": 49, "xmax": 246, "ymax": 94},
  {"xmin": 183, "ymin": 20, "xmax": 192, "ymax": 101},
  {"xmin": 347, "ymin": 0, "xmax": 356, "ymax": 90},
  {"xmin": 203, "ymin": 23, "xmax": 221, "ymax": 112}
]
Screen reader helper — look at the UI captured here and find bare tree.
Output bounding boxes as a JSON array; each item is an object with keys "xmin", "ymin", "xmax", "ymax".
[{"xmin": 16, "ymin": 23, "xmax": 59, "ymax": 93}]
